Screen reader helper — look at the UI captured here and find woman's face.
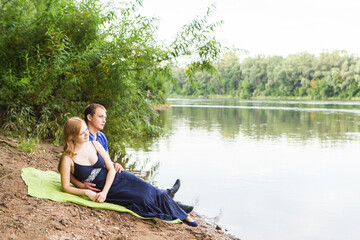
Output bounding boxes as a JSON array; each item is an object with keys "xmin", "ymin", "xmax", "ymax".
[{"xmin": 74, "ymin": 123, "xmax": 89, "ymax": 144}]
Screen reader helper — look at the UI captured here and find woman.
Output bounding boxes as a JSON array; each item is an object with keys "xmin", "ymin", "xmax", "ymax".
[{"xmin": 59, "ymin": 117, "xmax": 197, "ymax": 227}]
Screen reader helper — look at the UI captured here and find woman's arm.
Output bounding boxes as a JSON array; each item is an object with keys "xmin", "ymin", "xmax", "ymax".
[
  {"xmin": 69, "ymin": 173, "xmax": 84, "ymax": 188},
  {"xmin": 70, "ymin": 173, "xmax": 101, "ymax": 192},
  {"xmin": 93, "ymin": 141, "xmax": 116, "ymax": 202}
]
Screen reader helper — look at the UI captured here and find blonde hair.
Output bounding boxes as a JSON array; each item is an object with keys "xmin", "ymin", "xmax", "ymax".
[{"xmin": 62, "ymin": 117, "xmax": 85, "ymax": 158}]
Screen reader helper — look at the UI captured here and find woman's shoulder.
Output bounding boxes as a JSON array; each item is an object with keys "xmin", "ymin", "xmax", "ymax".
[
  {"xmin": 91, "ymin": 140, "xmax": 105, "ymax": 149},
  {"xmin": 60, "ymin": 152, "xmax": 72, "ymax": 162},
  {"xmin": 58, "ymin": 152, "xmax": 74, "ymax": 172},
  {"xmin": 90, "ymin": 140, "xmax": 101, "ymax": 148}
]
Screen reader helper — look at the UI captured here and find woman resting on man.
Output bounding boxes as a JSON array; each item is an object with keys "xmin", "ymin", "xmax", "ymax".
[{"xmin": 58, "ymin": 117, "xmax": 198, "ymax": 227}]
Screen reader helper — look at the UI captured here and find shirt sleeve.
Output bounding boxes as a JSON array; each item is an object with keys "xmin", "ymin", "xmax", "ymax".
[
  {"xmin": 96, "ymin": 131, "xmax": 108, "ymax": 152},
  {"xmin": 102, "ymin": 133, "xmax": 108, "ymax": 152}
]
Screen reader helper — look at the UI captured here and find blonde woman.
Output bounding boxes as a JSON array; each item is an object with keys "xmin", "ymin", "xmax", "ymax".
[{"xmin": 59, "ymin": 117, "xmax": 197, "ymax": 226}]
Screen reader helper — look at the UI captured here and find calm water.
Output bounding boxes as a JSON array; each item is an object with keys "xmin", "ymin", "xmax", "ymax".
[{"xmin": 122, "ymin": 99, "xmax": 360, "ymax": 240}]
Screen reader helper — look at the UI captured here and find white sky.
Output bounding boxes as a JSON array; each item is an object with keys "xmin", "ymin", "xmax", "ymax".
[{"xmin": 139, "ymin": 0, "xmax": 360, "ymax": 58}]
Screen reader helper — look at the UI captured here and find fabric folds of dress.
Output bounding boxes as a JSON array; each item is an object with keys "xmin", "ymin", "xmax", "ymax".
[{"xmin": 73, "ymin": 152, "xmax": 187, "ymax": 221}]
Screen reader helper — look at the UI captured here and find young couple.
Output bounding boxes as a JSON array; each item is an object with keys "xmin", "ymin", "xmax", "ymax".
[{"xmin": 58, "ymin": 104, "xmax": 197, "ymax": 227}]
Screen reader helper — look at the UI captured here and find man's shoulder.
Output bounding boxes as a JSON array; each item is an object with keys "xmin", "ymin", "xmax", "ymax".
[
  {"xmin": 97, "ymin": 131, "xmax": 107, "ymax": 139},
  {"xmin": 96, "ymin": 131, "xmax": 108, "ymax": 151}
]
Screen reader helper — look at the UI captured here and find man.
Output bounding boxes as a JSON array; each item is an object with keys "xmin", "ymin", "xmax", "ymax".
[
  {"xmin": 71, "ymin": 103, "xmax": 193, "ymax": 213},
  {"xmin": 146, "ymin": 89, "xmax": 151, "ymax": 101}
]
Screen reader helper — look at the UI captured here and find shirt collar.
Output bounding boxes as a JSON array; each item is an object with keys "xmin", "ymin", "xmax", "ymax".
[{"xmin": 88, "ymin": 128, "xmax": 97, "ymax": 140}]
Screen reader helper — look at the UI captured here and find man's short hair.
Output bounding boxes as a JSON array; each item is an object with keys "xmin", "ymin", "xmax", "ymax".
[{"xmin": 84, "ymin": 103, "xmax": 106, "ymax": 123}]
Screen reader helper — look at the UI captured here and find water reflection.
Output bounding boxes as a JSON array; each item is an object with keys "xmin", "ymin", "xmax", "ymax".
[
  {"xmin": 119, "ymin": 99, "xmax": 360, "ymax": 239},
  {"xmin": 120, "ymin": 152, "xmax": 160, "ymax": 183},
  {"xmin": 120, "ymin": 99, "xmax": 360, "ymax": 181},
  {"xmin": 168, "ymin": 99, "xmax": 360, "ymax": 142}
]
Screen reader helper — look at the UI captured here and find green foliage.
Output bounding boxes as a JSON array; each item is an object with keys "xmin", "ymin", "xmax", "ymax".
[
  {"xmin": 169, "ymin": 50, "xmax": 360, "ymax": 100},
  {"xmin": 0, "ymin": 0, "xmax": 224, "ymax": 153},
  {"xmin": 17, "ymin": 138, "xmax": 41, "ymax": 153}
]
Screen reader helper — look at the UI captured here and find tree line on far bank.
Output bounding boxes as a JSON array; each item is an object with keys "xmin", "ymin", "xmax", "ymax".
[{"xmin": 168, "ymin": 50, "xmax": 360, "ymax": 99}]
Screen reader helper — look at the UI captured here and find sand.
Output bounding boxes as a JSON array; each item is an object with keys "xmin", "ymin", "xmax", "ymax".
[{"xmin": 0, "ymin": 135, "xmax": 240, "ymax": 240}]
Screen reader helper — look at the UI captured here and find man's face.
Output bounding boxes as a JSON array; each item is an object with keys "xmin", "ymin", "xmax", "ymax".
[{"xmin": 88, "ymin": 107, "xmax": 107, "ymax": 131}]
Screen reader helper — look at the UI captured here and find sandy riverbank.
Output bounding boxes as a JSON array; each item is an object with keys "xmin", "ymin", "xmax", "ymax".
[{"xmin": 0, "ymin": 135, "xmax": 240, "ymax": 240}]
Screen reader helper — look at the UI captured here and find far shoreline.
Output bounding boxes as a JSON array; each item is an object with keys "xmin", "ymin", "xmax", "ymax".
[{"xmin": 166, "ymin": 94, "xmax": 360, "ymax": 101}]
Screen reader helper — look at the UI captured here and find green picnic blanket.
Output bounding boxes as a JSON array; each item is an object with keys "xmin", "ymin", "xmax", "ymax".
[{"xmin": 21, "ymin": 167, "xmax": 181, "ymax": 223}]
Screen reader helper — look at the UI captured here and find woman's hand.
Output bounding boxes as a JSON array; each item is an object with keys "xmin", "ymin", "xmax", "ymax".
[
  {"xmin": 82, "ymin": 182, "xmax": 101, "ymax": 192},
  {"xmin": 85, "ymin": 190, "xmax": 107, "ymax": 202},
  {"xmin": 95, "ymin": 191, "xmax": 107, "ymax": 203},
  {"xmin": 85, "ymin": 190, "xmax": 97, "ymax": 201}
]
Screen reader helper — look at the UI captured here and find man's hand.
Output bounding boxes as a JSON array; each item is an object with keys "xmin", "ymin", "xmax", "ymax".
[
  {"xmin": 82, "ymin": 182, "xmax": 101, "ymax": 192},
  {"xmin": 114, "ymin": 162, "xmax": 124, "ymax": 173}
]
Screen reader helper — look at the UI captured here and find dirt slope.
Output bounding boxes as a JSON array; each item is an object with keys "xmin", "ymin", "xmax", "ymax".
[{"xmin": 0, "ymin": 135, "xmax": 239, "ymax": 240}]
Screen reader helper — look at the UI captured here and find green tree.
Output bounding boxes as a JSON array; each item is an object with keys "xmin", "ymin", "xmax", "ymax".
[
  {"xmin": 0, "ymin": 0, "xmax": 225, "ymax": 154},
  {"xmin": 217, "ymin": 53, "xmax": 241, "ymax": 96}
]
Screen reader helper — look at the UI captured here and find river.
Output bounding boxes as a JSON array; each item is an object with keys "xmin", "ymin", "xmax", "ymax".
[{"xmin": 123, "ymin": 99, "xmax": 360, "ymax": 240}]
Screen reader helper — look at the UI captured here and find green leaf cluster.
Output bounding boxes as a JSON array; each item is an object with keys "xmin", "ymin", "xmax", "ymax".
[
  {"xmin": 169, "ymin": 51, "xmax": 360, "ymax": 100},
  {"xmin": 0, "ymin": 0, "xmax": 224, "ymax": 153}
]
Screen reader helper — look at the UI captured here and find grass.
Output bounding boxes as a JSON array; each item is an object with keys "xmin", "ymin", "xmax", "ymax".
[{"xmin": 17, "ymin": 138, "xmax": 41, "ymax": 153}]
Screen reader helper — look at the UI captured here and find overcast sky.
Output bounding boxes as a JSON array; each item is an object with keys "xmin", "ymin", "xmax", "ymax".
[{"xmin": 139, "ymin": 0, "xmax": 360, "ymax": 58}]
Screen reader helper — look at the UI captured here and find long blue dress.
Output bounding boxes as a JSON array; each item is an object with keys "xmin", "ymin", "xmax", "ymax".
[{"xmin": 72, "ymin": 146, "xmax": 188, "ymax": 221}]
